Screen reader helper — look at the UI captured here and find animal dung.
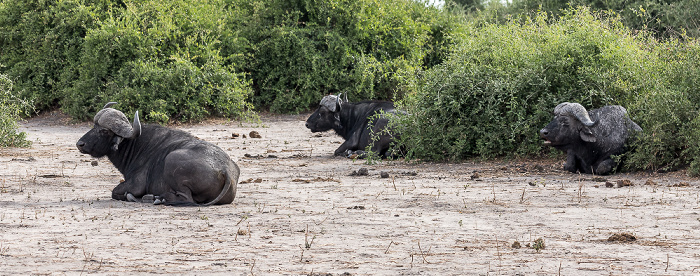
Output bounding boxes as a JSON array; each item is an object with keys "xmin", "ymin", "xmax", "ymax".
[
  {"xmin": 511, "ymin": 241, "xmax": 522, "ymax": 249},
  {"xmin": 671, "ymin": 182, "xmax": 690, "ymax": 187},
  {"xmin": 608, "ymin": 232, "xmax": 636, "ymax": 242},
  {"xmin": 249, "ymin": 131, "xmax": 262, "ymax": 138},
  {"xmin": 239, "ymin": 178, "xmax": 263, "ymax": 184},
  {"xmin": 380, "ymin": 171, "xmax": 390, "ymax": 178},
  {"xmin": 351, "ymin": 167, "xmax": 369, "ymax": 176}
]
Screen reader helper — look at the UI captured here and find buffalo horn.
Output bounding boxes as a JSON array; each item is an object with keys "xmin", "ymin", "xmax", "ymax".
[
  {"xmin": 103, "ymin": 102, "xmax": 118, "ymax": 109},
  {"xmin": 95, "ymin": 103, "xmax": 136, "ymax": 138},
  {"xmin": 131, "ymin": 111, "xmax": 141, "ymax": 138},
  {"xmin": 336, "ymin": 93, "xmax": 343, "ymax": 111},
  {"xmin": 554, "ymin": 102, "xmax": 595, "ymax": 127},
  {"xmin": 320, "ymin": 95, "xmax": 339, "ymax": 112}
]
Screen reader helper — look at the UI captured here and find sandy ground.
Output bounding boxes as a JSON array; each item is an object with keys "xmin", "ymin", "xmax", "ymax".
[{"xmin": 1, "ymin": 111, "xmax": 699, "ymax": 275}]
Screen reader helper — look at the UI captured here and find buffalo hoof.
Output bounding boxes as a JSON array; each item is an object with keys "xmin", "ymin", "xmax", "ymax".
[
  {"xmin": 126, "ymin": 193, "xmax": 138, "ymax": 202},
  {"xmin": 153, "ymin": 196, "xmax": 165, "ymax": 205}
]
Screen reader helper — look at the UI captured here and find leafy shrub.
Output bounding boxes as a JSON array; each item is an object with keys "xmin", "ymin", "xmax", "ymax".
[
  {"xmin": 396, "ymin": 7, "xmax": 654, "ymax": 161},
  {"xmin": 246, "ymin": 0, "xmax": 460, "ymax": 112},
  {"xmin": 625, "ymin": 38, "xmax": 700, "ymax": 173},
  {"xmin": 0, "ymin": 73, "xmax": 31, "ymax": 147},
  {"xmin": 494, "ymin": 0, "xmax": 700, "ymax": 39},
  {"xmin": 0, "ymin": 0, "xmax": 107, "ymax": 111},
  {"xmin": 64, "ymin": 0, "xmax": 253, "ymax": 122}
]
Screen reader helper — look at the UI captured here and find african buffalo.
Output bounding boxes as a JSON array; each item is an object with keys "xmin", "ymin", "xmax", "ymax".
[
  {"xmin": 305, "ymin": 94, "xmax": 401, "ymax": 158},
  {"xmin": 76, "ymin": 102, "xmax": 239, "ymax": 206},
  {"xmin": 539, "ymin": 102, "xmax": 642, "ymax": 175}
]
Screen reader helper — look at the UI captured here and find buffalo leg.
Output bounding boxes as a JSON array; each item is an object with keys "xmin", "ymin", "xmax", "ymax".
[
  {"xmin": 594, "ymin": 159, "xmax": 616, "ymax": 175},
  {"xmin": 564, "ymin": 152, "xmax": 578, "ymax": 173},
  {"xmin": 111, "ymin": 180, "xmax": 147, "ymax": 201}
]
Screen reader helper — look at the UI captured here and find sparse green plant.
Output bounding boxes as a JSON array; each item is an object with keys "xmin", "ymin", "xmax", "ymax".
[
  {"xmin": 532, "ymin": 237, "xmax": 545, "ymax": 252},
  {"xmin": 0, "ymin": 73, "xmax": 31, "ymax": 147}
]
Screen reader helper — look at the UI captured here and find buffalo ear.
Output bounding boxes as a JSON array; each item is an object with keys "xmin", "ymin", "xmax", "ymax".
[
  {"xmin": 333, "ymin": 113, "xmax": 342, "ymax": 129},
  {"xmin": 580, "ymin": 127, "xmax": 596, "ymax": 143}
]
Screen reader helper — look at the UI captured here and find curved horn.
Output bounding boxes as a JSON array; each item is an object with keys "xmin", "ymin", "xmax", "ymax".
[
  {"xmin": 95, "ymin": 108, "xmax": 135, "ymax": 138},
  {"xmin": 131, "ymin": 111, "xmax": 141, "ymax": 138},
  {"xmin": 103, "ymin": 102, "xmax": 118, "ymax": 109},
  {"xmin": 555, "ymin": 102, "xmax": 595, "ymax": 127},
  {"xmin": 336, "ymin": 93, "xmax": 343, "ymax": 111},
  {"xmin": 319, "ymin": 95, "xmax": 339, "ymax": 112}
]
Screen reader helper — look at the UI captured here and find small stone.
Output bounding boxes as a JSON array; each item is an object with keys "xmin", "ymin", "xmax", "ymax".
[
  {"xmin": 91, "ymin": 160, "xmax": 99, "ymax": 166},
  {"xmin": 249, "ymin": 131, "xmax": 262, "ymax": 138},
  {"xmin": 231, "ymin": 133, "xmax": 240, "ymax": 138},
  {"xmin": 605, "ymin": 181, "xmax": 614, "ymax": 188},
  {"xmin": 380, "ymin": 171, "xmax": 390, "ymax": 178}
]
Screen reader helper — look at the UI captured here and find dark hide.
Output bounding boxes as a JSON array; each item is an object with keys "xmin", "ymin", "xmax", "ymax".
[
  {"xmin": 306, "ymin": 100, "xmax": 400, "ymax": 158},
  {"xmin": 77, "ymin": 121, "xmax": 239, "ymax": 206},
  {"xmin": 539, "ymin": 105, "xmax": 642, "ymax": 175}
]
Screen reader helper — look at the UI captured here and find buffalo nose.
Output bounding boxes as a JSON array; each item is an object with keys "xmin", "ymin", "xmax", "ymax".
[
  {"xmin": 539, "ymin": 129, "xmax": 549, "ymax": 137},
  {"xmin": 76, "ymin": 141, "xmax": 85, "ymax": 149},
  {"xmin": 305, "ymin": 122, "xmax": 309, "ymax": 128}
]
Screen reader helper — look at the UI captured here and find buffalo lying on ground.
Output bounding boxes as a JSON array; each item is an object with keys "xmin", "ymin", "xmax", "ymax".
[
  {"xmin": 539, "ymin": 102, "xmax": 642, "ymax": 175},
  {"xmin": 305, "ymin": 94, "xmax": 401, "ymax": 158},
  {"xmin": 76, "ymin": 102, "xmax": 239, "ymax": 206}
]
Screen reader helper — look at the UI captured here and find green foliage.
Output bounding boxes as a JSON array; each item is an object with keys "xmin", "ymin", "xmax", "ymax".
[
  {"xmin": 64, "ymin": 0, "xmax": 253, "ymax": 122},
  {"xmin": 0, "ymin": 73, "xmax": 31, "ymax": 147},
  {"xmin": 500, "ymin": 0, "xmax": 700, "ymax": 39},
  {"xmin": 0, "ymin": 0, "xmax": 109, "ymax": 111},
  {"xmin": 624, "ymin": 38, "xmax": 700, "ymax": 173},
  {"xmin": 397, "ymin": 7, "xmax": 652, "ymax": 161},
  {"xmin": 246, "ymin": 0, "xmax": 461, "ymax": 112}
]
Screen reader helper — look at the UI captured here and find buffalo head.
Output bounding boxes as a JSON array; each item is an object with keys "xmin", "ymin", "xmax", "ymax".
[
  {"xmin": 539, "ymin": 102, "xmax": 598, "ymax": 149},
  {"xmin": 76, "ymin": 102, "xmax": 141, "ymax": 157},
  {"xmin": 305, "ymin": 93, "xmax": 345, "ymax": 132}
]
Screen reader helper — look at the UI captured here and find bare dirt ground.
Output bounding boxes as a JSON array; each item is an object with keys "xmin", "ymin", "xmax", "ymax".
[{"xmin": 1, "ymin": 111, "xmax": 699, "ymax": 275}]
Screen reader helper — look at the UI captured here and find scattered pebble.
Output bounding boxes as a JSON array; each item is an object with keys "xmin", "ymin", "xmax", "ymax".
[
  {"xmin": 91, "ymin": 160, "xmax": 99, "ymax": 166},
  {"xmin": 347, "ymin": 206, "xmax": 365, "ymax": 210},
  {"xmin": 231, "ymin": 133, "xmax": 240, "ymax": 138}
]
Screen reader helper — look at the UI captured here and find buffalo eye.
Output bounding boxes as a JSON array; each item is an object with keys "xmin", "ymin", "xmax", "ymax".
[
  {"xmin": 558, "ymin": 117, "xmax": 569, "ymax": 127},
  {"xmin": 99, "ymin": 128, "xmax": 111, "ymax": 135}
]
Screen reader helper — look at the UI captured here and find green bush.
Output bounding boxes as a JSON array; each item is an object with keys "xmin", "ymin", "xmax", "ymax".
[
  {"xmin": 0, "ymin": 73, "xmax": 31, "ymax": 147},
  {"xmin": 625, "ymin": 38, "xmax": 700, "ymax": 173},
  {"xmin": 0, "ymin": 0, "xmax": 108, "ymax": 112},
  {"xmin": 490, "ymin": 0, "xmax": 700, "ymax": 39},
  {"xmin": 64, "ymin": 0, "xmax": 253, "ymax": 122},
  {"xmin": 396, "ymin": 7, "xmax": 655, "ymax": 161},
  {"xmin": 246, "ymin": 0, "xmax": 460, "ymax": 112}
]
